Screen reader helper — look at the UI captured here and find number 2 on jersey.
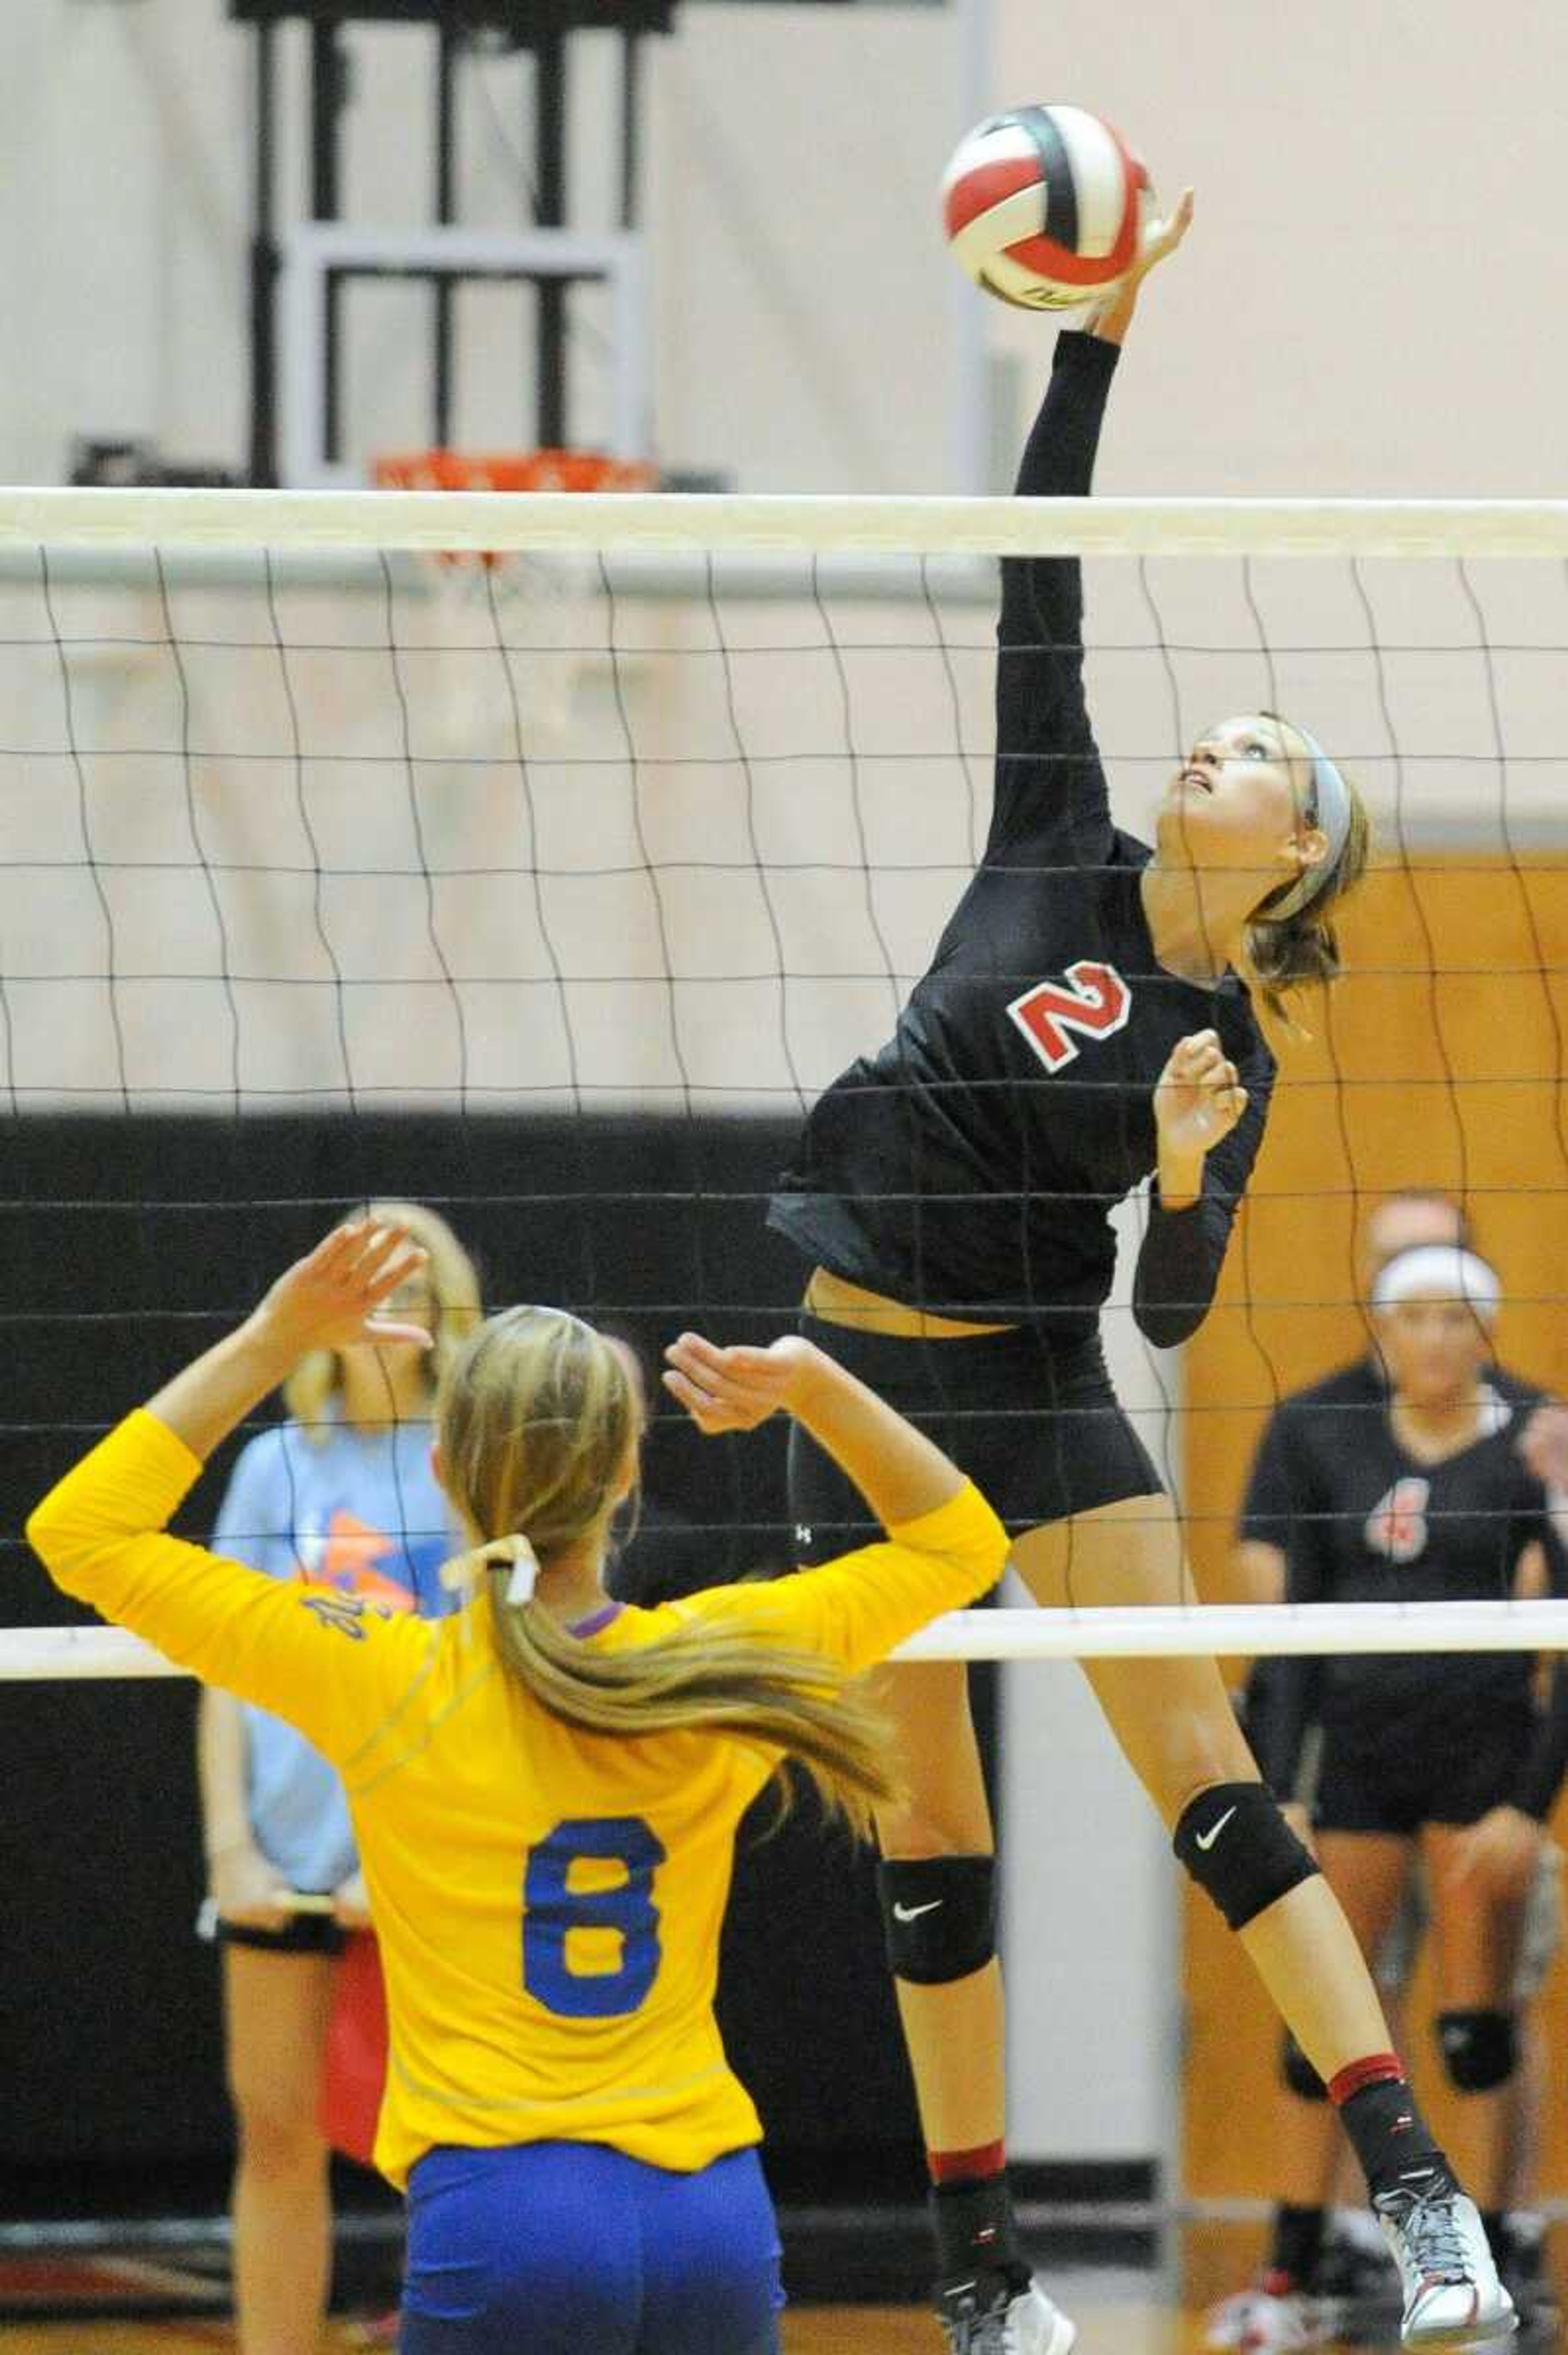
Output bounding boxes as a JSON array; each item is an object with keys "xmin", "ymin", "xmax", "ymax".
[
  {"xmin": 1006, "ymin": 959, "xmax": 1131, "ymax": 1074},
  {"xmin": 522, "ymin": 1816, "xmax": 667, "ymax": 2018}
]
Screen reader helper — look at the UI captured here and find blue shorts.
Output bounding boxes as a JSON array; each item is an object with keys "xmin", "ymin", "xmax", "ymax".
[{"xmin": 400, "ymin": 2141, "xmax": 784, "ymax": 2355}]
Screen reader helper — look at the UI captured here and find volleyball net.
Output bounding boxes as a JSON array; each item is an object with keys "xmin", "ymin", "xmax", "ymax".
[{"xmin": 3, "ymin": 482, "xmax": 1567, "ymax": 1671}]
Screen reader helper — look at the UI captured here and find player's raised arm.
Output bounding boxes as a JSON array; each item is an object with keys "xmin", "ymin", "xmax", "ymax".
[
  {"xmin": 989, "ymin": 189, "xmax": 1194, "ymax": 859},
  {"xmin": 662, "ymin": 1332, "xmax": 1009, "ymax": 1669},
  {"xmin": 147, "ymin": 1219, "xmax": 433, "ymax": 1461},
  {"xmin": 664, "ymin": 1330, "xmax": 969, "ymax": 1530},
  {"xmin": 26, "ymin": 1221, "xmax": 437, "ymax": 1729}
]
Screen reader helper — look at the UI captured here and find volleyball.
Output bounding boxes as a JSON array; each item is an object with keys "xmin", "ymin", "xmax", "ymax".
[{"xmin": 941, "ymin": 105, "xmax": 1151, "ymax": 310}]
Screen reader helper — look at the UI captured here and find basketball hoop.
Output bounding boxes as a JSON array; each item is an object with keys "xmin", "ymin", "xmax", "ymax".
[
  {"xmin": 371, "ymin": 447, "xmax": 658, "ymax": 568},
  {"xmin": 370, "ymin": 448, "xmax": 657, "ymax": 755}
]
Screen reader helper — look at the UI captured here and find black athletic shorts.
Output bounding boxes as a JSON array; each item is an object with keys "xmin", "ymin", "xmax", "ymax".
[
  {"xmin": 788, "ymin": 1315, "xmax": 1163, "ymax": 1566},
  {"xmin": 1314, "ymin": 1703, "xmax": 1536, "ymax": 1837}
]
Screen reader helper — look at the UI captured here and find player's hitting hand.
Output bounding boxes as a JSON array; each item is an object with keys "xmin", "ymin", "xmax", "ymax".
[
  {"xmin": 1153, "ymin": 1029, "xmax": 1248, "ymax": 1159},
  {"xmin": 1128, "ymin": 185, "xmax": 1194, "ymax": 284},
  {"xmin": 251, "ymin": 1219, "xmax": 433, "ymax": 1366},
  {"xmin": 663, "ymin": 1332, "xmax": 824, "ymax": 1435},
  {"xmin": 1083, "ymin": 187, "xmax": 1194, "ymax": 344}
]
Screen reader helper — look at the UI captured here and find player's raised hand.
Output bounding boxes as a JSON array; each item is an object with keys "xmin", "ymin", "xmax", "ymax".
[
  {"xmin": 1084, "ymin": 187, "xmax": 1193, "ymax": 346},
  {"xmin": 662, "ymin": 1332, "xmax": 823, "ymax": 1435},
  {"xmin": 253, "ymin": 1219, "xmax": 433, "ymax": 1364},
  {"xmin": 145, "ymin": 1217, "xmax": 435, "ymax": 1462},
  {"xmin": 1153, "ymin": 1028, "xmax": 1248, "ymax": 1159},
  {"xmin": 1129, "ymin": 185, "xmax": 1194, "ymax": 282}
]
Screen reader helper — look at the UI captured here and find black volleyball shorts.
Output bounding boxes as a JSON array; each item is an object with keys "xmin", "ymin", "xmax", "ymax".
[
  {"xmin": 788, "ymin": 1314, "xmax": 1163, "ymax": 1568},
  {"xmin": 1314, "ymin": 1701, "xmax": 1536, "ymax": 1838}
]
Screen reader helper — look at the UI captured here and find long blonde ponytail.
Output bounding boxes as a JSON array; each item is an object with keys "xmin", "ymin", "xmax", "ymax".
[{"xmin": 437, "ymin": 1308, "xmax": 899, "ymax": 1837}]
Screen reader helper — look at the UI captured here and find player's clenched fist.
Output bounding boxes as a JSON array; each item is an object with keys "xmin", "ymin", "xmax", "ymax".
[{"xmin": 1153, "ymin": 1028, "xmax": 1249, "ymax": 1159}]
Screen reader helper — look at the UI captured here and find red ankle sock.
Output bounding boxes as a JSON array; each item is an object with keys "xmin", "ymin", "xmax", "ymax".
[
  {"xmin": 1326, "ymin": 2051, "xmax": 1404, "ymax": 2106},
  {"xmin": 928, "ymin": 2138, "xmax": 1006, "ymax": 2187}
]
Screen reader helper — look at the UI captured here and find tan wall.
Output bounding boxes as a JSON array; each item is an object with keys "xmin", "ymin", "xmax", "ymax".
[
  {"xmin": 1181, "ymin": 853, "xmax": 1568, "ymax": 2197},
  {"xmin": 8, "ymin": 2, "xmax": 1568, "ymax": 499}
]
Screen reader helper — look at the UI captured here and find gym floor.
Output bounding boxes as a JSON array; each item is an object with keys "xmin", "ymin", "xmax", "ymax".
[{"xmin": 7, "ymin": 2220, "xmax": 1552, "ymax": 2352}]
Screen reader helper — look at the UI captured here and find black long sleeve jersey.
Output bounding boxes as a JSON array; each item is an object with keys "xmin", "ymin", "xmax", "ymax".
[
  {"xmin": 769, "ymin": 333, "xmax": 1276, "ymax": 1346},
  {"xmin": 1242, "ymin": 1362, "xmax": 1568, "ymax": 1822}
]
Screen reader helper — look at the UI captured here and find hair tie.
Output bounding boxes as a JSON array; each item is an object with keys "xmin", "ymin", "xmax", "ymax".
[
  {"xmin": 503, "ymin": 1535, "xmax": 540, "ymax": 1607},
  {"xmin": 439, "ymin": 1532, "xmax": 541, "ymax": 1601}
]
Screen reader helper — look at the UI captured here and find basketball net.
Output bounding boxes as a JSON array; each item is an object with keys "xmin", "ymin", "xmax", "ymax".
[{"xmin": 371, "ymin": 448, "xmax": 658, "ymax": 751}]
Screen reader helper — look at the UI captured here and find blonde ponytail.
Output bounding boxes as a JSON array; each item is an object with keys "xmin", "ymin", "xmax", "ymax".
[{"xmin": 437, "ymin": 1306, "xmax": 900, "ymax": 1837}]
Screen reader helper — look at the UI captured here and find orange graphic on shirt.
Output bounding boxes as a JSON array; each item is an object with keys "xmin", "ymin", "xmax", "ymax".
[{"xmin": 296, "ymin": 1511, "xmax": 418, "ymax": 1615}]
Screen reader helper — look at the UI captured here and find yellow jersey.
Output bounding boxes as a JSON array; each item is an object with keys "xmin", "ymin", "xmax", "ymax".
[{"xmin": 30, "ymin": 1411, "xmax": 1007, "ymax": 2188}]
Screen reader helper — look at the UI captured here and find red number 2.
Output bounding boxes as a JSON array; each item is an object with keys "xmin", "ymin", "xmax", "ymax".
[{"xmin": 1006, "ymin": 960, "xmax": 1131, "ymax": 1074}]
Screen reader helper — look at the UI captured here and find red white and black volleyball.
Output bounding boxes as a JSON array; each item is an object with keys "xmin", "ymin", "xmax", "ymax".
[{"xmin": 942, "ymin": 105, "xmax": 1151, "ymax": 310}]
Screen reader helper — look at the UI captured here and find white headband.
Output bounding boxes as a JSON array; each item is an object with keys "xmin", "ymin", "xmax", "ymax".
[
  {"xmin": 1372, "ymin": 1245, "xmax": 1501, "ymax": 1322},
  {"xmin": 1261, "ymin": 724, "xmax": 1353, "ymax": 921}
]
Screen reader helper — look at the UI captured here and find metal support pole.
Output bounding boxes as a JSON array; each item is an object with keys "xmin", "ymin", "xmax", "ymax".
[
  {"xmin": 620, "ymin": 30, "xmax": 641, "ymax": 231},
  {"xmin": 434, "ymin": 7, "xmax": 459, "ymax": 446},
  {"xmin": 248, "ymin": 20, "xmax": 279, "ymax": 485},
  {"xmin": 313, "ymin": 11, "xmax": 348, "ymax": 464},
  {"xmin": 534, "ymin": 24, "xmax": 568, "ymax": 448}
]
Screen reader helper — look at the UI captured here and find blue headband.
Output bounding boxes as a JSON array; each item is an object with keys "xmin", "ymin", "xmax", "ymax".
[{"xmin": 1262, "ymin": 724, "xmax": 1352, "ymax": 920}]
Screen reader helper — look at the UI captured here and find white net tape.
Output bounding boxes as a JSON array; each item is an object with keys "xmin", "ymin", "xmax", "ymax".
[
  {"xmin": 8, "ymin": 1602, "xmax": 1568, "ymax": 1683},
  {"xmin": 5, "ymin": 486, "xmax": 1568, "ymax": 557}
]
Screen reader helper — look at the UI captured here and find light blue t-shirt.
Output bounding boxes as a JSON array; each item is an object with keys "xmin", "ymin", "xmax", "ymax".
[{"xmin": 211, "ymin": 1415, "xmax": 460, "ymax": 1893}]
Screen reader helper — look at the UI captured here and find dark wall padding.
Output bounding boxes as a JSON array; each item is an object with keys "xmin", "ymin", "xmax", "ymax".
[{"xmin": 1, "ymin": 1113, "xmax": 998, "ymax": 2203}]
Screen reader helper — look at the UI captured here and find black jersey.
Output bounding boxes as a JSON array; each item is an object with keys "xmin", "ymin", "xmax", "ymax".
[
  {"xmin": 1243, "ymin": 1371, "xmax": 1568, "ymax": 1819},
  {"xmin": 768, "ymin": 333, "xmax": 1276, "ymax": 1344},
  {"xmin": 1239, "ymin": 1355, "xmax": 1544, "ymax": 1548}
]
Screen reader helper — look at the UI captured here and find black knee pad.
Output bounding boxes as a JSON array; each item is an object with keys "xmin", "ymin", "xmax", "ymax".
[
  {"xmin": 1281, "ymin": 2029, "xmax": 1328, "ymax": 2102},
  {"xmin": 1436, "ymin": 2008, "xmax": 1517, "ymax": 2092},
  {"xmin": 1172, "ymin": 1782, "xmax": 1319, "ymax": 1932},
  {"xmin": 878, "ymin": 1855, "xmax": 996, "ymax": 1985}
]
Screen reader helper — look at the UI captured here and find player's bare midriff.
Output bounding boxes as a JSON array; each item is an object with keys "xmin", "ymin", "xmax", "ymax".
[{"xmin": 803, "ymin": 1266, "xmax": 1013, "ymax": 1340}]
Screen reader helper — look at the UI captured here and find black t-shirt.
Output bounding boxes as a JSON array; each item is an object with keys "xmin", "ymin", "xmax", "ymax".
[
  {"xmin": 768, "ymin": 333, "xmax": 1276, "ymax": 1347},
  {"xmin": 1241, "ymin": 1359, "xmax": 1568, "ymax": 1817},
  {"xmin": 1240, "ymin": 1355, "xmax": 1542, "ymax": 1546}
]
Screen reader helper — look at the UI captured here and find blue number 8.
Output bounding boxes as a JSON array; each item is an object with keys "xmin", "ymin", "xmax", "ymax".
[{"xmin": 523, "ymin": 1816, "xmax": 667, "ymax": 2018}]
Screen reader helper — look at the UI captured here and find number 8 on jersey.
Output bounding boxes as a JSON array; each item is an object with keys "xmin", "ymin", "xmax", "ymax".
[{"xmin": 523, "ymin": 1817, "xmax": 667, "ymax": 2019}]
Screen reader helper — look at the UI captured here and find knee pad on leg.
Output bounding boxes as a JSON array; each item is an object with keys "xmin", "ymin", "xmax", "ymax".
[
  {"xmin": 1281, "ymin": 2029, "xmax": 1328, "ymax": 2101},
  {"xmin": 1436, "ymin": 2008, "xmax": 1517, "ymax": 2092},
  {"xmin": 1172, "ymin": 1782, "xmax": 1319, "ymax": 1931},
  {"xmin": 877, "ymin": 1855, "xmax": 996, "ymax": 1985}
]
